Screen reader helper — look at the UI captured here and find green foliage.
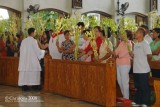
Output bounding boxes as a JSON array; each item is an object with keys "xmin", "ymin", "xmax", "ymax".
[
  {"xmin": 82, "ymin": 15, "xmax": 99, "ymax": 29},
  {"xmin": 0, "ymin": 19, "xmax": 9, "ymax": 35},
  {"xmin": 119, "ymin": 17, "xmax": 137, "ymax": 32},
  {"xmin": 100, "ymin": 17, "xmax": 117, "ymax": 34},
  {"xmin": 24, "ymin": 11, "xmax": 59, "ymax": 38},
  {"xmin": 88, "ymin": 16, "xmax": 99, "ymax": 29},
  {"xmin": 118, "ymin": 17, "xmax": 137, "ymax": 52},
  {"xmin": 0, "ymin": 13, "xmax": 21, "ymax": 40},
  {"xmin": 148, "ymin": 11, "xmax": 160, "ymax": 28}
]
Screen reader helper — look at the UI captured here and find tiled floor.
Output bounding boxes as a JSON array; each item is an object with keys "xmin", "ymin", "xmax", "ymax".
[{"xmin": 0, "ymin": 85, "xmax": 102, "ymax": 107}]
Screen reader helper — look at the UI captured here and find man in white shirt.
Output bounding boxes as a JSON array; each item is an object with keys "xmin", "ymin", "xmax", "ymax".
[
  {"xmin": 18, "ymin": 28, "xmax": 45, "ymax": 91},
  {"xmin": 132, "ymin": 28, "xmax": 152, "ymax": 106},
  {"xmin": 141, "ymin": 25, "xmax": 153, "ymax": 44}
]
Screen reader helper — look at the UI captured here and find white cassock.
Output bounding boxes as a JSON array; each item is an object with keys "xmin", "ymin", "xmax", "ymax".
[
  {"xmin": 49, "ymin": 34, "xmax": 65, "ymax": 59},
  {"xmin": 18, "ymin": 36, "xmax": 45, "ymax": 86}
]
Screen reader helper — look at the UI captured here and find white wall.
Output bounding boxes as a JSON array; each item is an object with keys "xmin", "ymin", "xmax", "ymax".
[
  {"xmin": 22, "ymin": 0, "xmax": 72, "ymax": 30},
  {"xmin": 78, "ymin": 0, "xmax": 113, "ymax": 15},
  {"xmin": 158, "ymin": 0, "xmax": 160, "ymax": 15},
  {"xmin": 118, "ymin": 0, "xmax": 149, "ymax": 15},
  {"xmin": 24, "ymin": 0, "xmax": 71, "ymax": 13},
  {"xmin": 0, "ymin": 0, "xmax": 22, "ymax": 11}
]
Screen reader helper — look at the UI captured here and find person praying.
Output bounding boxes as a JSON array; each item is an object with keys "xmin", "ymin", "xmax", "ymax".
[{"xmin": 18, "ymin": 28, "xmax": 45, "ymax": 91}]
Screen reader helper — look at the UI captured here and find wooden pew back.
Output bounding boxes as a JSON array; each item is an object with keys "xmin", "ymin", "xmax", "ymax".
[{"xmin": 44, "ymin": 55, "xmax": 116, "ymax": 106}]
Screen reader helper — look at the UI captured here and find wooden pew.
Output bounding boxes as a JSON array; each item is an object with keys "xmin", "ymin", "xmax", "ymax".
[
  {"xmin": 153, "ymin": 79, "xmax": 160, "ymax": 107},
  {"xmin": 44, "ymin": 55, "xmax": 116, "ymax": 106},
  {"xmin": 149, "ymin": 61, "xmax": 160, "ymax": 106},
  {"xmin": 0, "ymin": 57, "xmax": 19, "ymax": 86}
]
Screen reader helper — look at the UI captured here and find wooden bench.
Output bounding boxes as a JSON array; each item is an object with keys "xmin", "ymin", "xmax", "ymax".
[{"xmin": 0, "ymin": 57, "xmax": 19, "ymax": 86}]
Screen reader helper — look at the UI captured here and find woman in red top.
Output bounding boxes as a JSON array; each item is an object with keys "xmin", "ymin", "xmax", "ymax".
[
  {"xmin": 82, "ymin": 26, "xmax": 103, "ymax": 61},
  {"xmin": 0, "ymin": 36, "xmax": 7, "ymax": 57}
]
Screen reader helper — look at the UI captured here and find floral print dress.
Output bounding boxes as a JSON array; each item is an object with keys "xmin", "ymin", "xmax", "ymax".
[{"xmin": 62, "ymin": 40, "xmax": 75, "ymax": 60}]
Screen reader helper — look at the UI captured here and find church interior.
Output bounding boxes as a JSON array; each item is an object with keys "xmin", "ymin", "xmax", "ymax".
[{"xmin": 0, "ymin": 0, "xmax": 160, "ymax": 107}]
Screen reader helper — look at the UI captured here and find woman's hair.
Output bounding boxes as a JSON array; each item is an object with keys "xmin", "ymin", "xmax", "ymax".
[
  {"xmin": 82, "ymin": 29, "xmax": 90, "ymax": 37},
  {"xmin": 77, "ymin": 22, "xmax": 85, "ymax": 27},
  {"xmin": 94, "ymin": 26, "xmax": 102, "ymax": 32},
  {"xmin": 107, "ymin": 27, "xmax": 112, "ymax": 38},
  {"xmin": 64, "ymin": 30, "xmax": 70, "ymax": 35},
  {"xmin": 45, "ymin": 30, "xmax": 50, "ymax": 43},
  {"xmin": 82, "ymin": 29, "xmax": 90, "ymax": 34},
  {"xmin": 100, "ymin": 30, "xmax": 106, "ymax": 37},
  {"xmin": 153, "ymin": 28, "xmax": 160, "ymax": 38},
  {"xmin": 125, "ymin": 30, "xmax": 133, "ymax": 40}
]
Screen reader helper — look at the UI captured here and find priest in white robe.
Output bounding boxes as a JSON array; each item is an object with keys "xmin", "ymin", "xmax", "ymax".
[
  {"xmin": 49, "ymin": 32, "xmax": 65, "ymax": 59},
  {"xmin": 18, "ymin": 28, "xmax": 45, "ymax": 91}
]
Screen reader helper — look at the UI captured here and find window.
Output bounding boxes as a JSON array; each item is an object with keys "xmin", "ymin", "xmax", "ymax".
[{"xmin": 0, "ymin": 8, "xmax": 9, "ymax": 20}]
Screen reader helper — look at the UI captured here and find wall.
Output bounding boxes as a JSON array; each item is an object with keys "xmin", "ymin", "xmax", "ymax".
[
  {"xmin": 158, "ymin": 0, "xmax": 160, "ymax": 15},
  {"xmin": 0, "ymin": 0, "xmax": 22, "ymax": 11},
  {"xmin": 77, "ymin": 0, "xmax": 113, "ymax": 15},
  {"xmin": 23, "ymin": 0, "xmax": 71, "ymax": 13},
  {"xmin": 119, "ymin": 0, "xmax": 149, "ymax": 15}
]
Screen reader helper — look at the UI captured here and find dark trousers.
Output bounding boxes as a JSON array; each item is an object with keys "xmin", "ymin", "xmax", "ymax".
[
  {"xmin": 134, "ymin": 73, "xmax": 151, "ymax": 106},
  {"xmin": 151, "ymin": 69, "xmax": 160, "ymax": 78}
]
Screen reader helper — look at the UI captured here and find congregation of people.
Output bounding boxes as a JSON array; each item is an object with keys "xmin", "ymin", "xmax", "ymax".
[{"xmin": 1, "ymin": 21, "xmax": 160, "ymax": 106}]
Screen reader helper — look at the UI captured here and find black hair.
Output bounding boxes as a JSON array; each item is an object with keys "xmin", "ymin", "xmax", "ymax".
[
  {"xmin": 28, "ymin": 28, "xmax": 35, "ymax": 35},
  {"xmin": 16, "ymin": 34, "xmax": 21, "ymax": 39},
  {"xmin": 45, "ymin": 30, "xmax": 50, "ymax": 43},
  {"xmin": 125, "ymin": 30, "xmax": 133, "ymax": 40},
  {"xmin": 153, "ymin": 28, "xmax": 160, "ymax": 38},
  {"xmin": 49, "ymin": 29, "xmax": 53, "ymax": 32},
  {"xmin": 77, "ymin": 22, "xmax": 85, "ymax": 27},
  {"xmin": 82, "ymin": 29, "xmax": 90, "ymax": 34},
  {"xmin": 100, "ymin": 30, "xmax": 106, "ymax": 37},
  {"xmin": 64, "ymin": 30, "xmax": 70, "ymax": 35},
  {"xmin": 107, "ymin": 27, "xmax": 112, "ymax": 38},
  {"xmin": 94, "ymin": 26, "xmax": 102, "ymax": 32},
  {"xmin": 82, "ymin": 29, "xmax": 91, "ymax": 37}
]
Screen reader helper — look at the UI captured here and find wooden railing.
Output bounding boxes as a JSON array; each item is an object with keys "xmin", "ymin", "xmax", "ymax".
[
  {"xmin": 44, "ymin": 55, "xmax": 116, "ymax": 106},
  {"xmin": 0, "ymin": 57, "xmax": 19, "ymax": 86}
]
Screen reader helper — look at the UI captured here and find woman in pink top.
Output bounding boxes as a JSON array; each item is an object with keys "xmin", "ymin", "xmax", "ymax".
[{"xmin": 108, "ymin": 30, "xmax": 132, "ymax": 99}]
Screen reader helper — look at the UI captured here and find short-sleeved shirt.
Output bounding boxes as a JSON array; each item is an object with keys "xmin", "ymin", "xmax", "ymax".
[
  {"xmin": 115, "ymin": 40, "xmax": 132, "ymax": 65},
  {"xmin": 144, "ymin": 34, "xmax": 153, "ymax": 45},
  {"xmin": 150, "ymin": 40, "xmax": 160, "ymax": 61},
  {"xmin": 133, "ymin": 40, "xmax": 152, "ymax": 74},
  {"xmin": 62, "ymin": 40, "xmax": 75, "ymax": 60}
]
